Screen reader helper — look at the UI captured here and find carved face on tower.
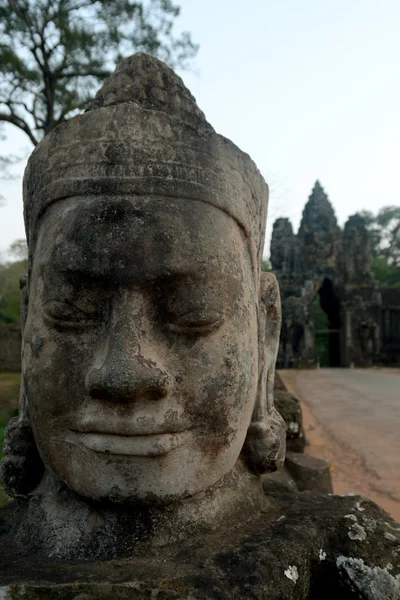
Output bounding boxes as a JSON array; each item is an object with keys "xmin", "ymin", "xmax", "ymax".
[{"xmin": 3, "ymin": 54, "xmax": 285, "ymax": 504}]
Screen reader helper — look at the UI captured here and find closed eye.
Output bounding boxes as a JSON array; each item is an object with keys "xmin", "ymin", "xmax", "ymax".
[
  {"xmin": 166, "ymin": 316, "xmax": 225, "ymax": 335},
  {"xmin": 43, "ymin": 300, "xmax": 99, "ymax": 329}
]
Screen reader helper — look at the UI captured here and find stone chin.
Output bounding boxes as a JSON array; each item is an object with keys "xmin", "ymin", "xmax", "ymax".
[{"xmin": 32, "ymin": 422, "xmax": 254, "ymax": 505}]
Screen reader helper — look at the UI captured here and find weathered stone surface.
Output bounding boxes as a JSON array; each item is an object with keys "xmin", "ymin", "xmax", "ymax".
[
  {"xmin": 270, "ymin": 218, "xmax": 298, "ymax": 280},
  {"xmin": 297, "ymin": 181, "xmax": 341, "ymax": 276},
  {"xmin": 271, "ymin": 182, "xmax": 400, "ymax": 368},
  {"xmin": 274, "ymin": 389, "xmax": 306, "ymax": 453},
  {"xmin": 266, "ymin": 387, "xmax": 333, "ymax": 494},
  {"xmin": 266, "ymin": 387, "xmax": 334, "ymax": 495},
  {"xmin": 1, "ymin": 493, "xmax": 399, "ymax": 599},
  {"xmin": 285, "ymin": 451, "xmax": 333, "ymax": 494},
  {"xmin": 261, "ymin": 466, "xmax": 298, "ymax": 493},
  {"xmin": 341, "ymin": 214, "xmax": 373, "ymax": 285}
]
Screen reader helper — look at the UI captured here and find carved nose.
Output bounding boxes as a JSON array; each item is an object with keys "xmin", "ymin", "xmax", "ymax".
[
  {"xmin": 85, "ymin": 328, "xmax": 173, "ymax": 403},
  {"xmin": 86, "ymin": 357, "xmax": 172, "ymax": 403},
  {"xmin": 85, "ymin": 293, "xmax": 173, "ymax": 403}
]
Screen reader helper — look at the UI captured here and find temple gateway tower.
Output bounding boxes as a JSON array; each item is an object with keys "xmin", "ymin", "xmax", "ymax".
[{"xmin": 271, "ymin": 181, "xmax": 400, "ymax": 368}]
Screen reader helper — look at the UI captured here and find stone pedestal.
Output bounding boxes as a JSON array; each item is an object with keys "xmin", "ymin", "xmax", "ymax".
[{"xmin": 1, "ymin": 493, "xmax": 399, "ymax": 599}]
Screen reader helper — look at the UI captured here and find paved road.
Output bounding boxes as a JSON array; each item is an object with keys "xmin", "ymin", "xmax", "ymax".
[{"xmin": 279, "ymin": 368, "xmax": 400, "ymax": 503}]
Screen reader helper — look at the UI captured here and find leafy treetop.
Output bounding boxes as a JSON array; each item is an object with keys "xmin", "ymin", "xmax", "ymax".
[
  {"xmin": 0, "ymin": 0, "xmax": 198, "ymax": 145},
  {"xmin": 357, "ymin": 206, "xmax": 400, "ymax": 286},
  {"xmin": 0, "ymin": 239, "xmax": 28, "ymax": 323}
]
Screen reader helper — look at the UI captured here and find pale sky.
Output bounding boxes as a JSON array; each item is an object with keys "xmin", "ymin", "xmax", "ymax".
[{"xmin": 1, "ymin": 0, "xmax": 399, "ymax": 257}]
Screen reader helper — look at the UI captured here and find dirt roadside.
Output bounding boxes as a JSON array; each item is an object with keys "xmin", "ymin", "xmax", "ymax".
[{"xmin": 279, "ymin": 371, "xmax": 400, "ymax": 522}]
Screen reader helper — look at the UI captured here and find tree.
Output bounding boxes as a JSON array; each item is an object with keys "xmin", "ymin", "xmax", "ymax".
[
  {"xmin": 261, "ymin": 259, "xmax": 271, "ymax": 272},
  {"xmin": 0, "ymin": 0, "xmax": 198, "ymax": 146},
  {"xmin": 0, "ymin": 259, "xmax": 27, "ymax": 323},
  {"xmin": 0, "ymin": 239, "xmax": 28, "ymax": 323},
  {"xmin": 375, "ymin": 206, "xmax": 400, "ymax": 269},
  {"xmin": 7, "ymin": 239, "xmax": 28, "ymax": 262},
  {"xmin": 358, "ymin": 206, "xmax": 400, "ymax": 286},
  {"xmin": 370, "ymin": 257, "xmax": 400, "ymax": 287}
]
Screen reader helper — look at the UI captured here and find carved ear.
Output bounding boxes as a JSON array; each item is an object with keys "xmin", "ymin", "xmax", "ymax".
[{"xmin": 241, "ymin": 272, "xmax": 286, "ymax": 475}]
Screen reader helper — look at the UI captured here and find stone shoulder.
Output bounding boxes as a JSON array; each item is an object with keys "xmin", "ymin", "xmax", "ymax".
[{"xmin": 0, "ymin": 493, "xmax": 399, "ymax": 599}]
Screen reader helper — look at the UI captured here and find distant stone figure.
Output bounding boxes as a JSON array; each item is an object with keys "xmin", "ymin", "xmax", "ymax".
[
  {"xmin": 342, "ymin": 214, "xmax": 373, "ymax": 284},
  {"xmin": 1, "ymin": 54, "xmax": 399, "ymax": 599}
]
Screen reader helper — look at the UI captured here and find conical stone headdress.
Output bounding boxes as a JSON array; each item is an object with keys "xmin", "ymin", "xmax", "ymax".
[{"xmin": 23, "ymin": 53, "xmax": 269, "ymax": 269}]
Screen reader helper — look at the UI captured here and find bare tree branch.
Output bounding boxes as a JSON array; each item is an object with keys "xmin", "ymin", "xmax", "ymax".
[
  {"xmin": 0, "ymin": 111, "xmax": 38, "ymax": 146},
  {"xmin": 60, "ymin": 70, "xmax": 111, "ymax": 79},
  {"xmin": 1, "ymin": 0, "xmax": 198, "ymax": 146}
]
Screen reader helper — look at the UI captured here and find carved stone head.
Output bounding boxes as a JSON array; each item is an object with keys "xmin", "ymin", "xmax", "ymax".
[{"xmin": 1, "ymin": 54, "xmax": 285, "ymax": 506}]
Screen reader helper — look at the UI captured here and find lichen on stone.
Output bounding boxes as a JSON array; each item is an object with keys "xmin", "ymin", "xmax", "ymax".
[
  {"xmin": 284, "ymin": 565, "xmax": 298, "ymax": 583},
  {"xmin": 336, "ymin": 556, "xmax": 400, "ymax": 599},
  {"xmin": 348, "ymin": 522, "xmax": 367, "ymax": 542},
  {"xmin": 319, "ymin": 549, "xmax": 327, "ymax": 561}
]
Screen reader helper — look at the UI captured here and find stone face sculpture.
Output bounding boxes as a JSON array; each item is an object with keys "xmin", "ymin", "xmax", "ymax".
[
  {"xmin": 342, "ymin": 214, "xmax": 373, "ymax": 284},
  {"xmin": 1, "ymin": 55, "xmax": 399, "ymax": 599},
  {"xmin": 297, "ymin": 181, "xmax": 341, "ymax": 275},
  {"xmin": 1, "ymin": 52, "xmax": 285, "ymax": 556}
]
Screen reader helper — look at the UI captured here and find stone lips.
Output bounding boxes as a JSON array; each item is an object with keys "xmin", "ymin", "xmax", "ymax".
[{"xmin": 23, "ymin": 55, "xmax": 269, "ymax": 270}]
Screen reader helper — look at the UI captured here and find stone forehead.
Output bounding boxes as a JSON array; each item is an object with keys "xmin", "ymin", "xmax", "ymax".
[{"xmin": 23, "ymin": 53, "xmax": 268, "ymax": 265}]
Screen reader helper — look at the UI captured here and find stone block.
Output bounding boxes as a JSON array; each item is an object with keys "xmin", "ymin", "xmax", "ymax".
[
  {"xmin": 261, "ymin": 466, "xmax": 298, "ymax": 494},
  {"xmin": 285, "ymin": 451, "xmax": 333, "ymax": 493},
  {"xmin": 274, "ymin": 390, "xmax": 306, "ymax": 453}
]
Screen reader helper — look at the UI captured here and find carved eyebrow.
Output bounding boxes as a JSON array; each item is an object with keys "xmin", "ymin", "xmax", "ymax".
[
  {"xmin": 40, "ymin": 265, "xmax": 237, "ymax": 296},
  {"xmin": 156, "ymin": 272, "xmax": 234, "ymax": 285},
  {"xmin": 48, "ymin": 258, "xmax": 234, "ymax": 280},
  {"xmin": 40, "ymin": 267, "xmax": 111, "ymax": 295}
]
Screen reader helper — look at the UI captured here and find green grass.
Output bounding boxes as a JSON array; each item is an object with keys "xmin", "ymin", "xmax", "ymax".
[
  {"xmin": 0, "ymin": 372, "xmax": 20, "ymax": 506},
  {"xmin": 0, "ymin": 372, "xmax": 20, "ymax": 454}
]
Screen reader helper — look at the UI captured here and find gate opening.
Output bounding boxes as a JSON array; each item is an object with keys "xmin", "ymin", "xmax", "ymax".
[{"xmin": 313, "ymin": 278, "xmax": 341, "ymax": 367}]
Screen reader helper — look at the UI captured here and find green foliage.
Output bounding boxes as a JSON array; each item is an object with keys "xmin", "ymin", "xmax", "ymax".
[
  {"xmin": 7, "ymin": 239, "xmax": 28, "ymax": 261},
  {"xmin": 0, "ymin": 260, "xmax": 27, "ymax": 322},
  {"xmin": 358, "ymin": 206, "xmax": 400, "ymax": 286},
  {"xmin": 371, "ymin": 257, "xmax": 400, "ymax": 287},
  {"xmin": 0, "ymin": 0, "xmax": 198, "ymax": 145},
  {"xmin": 261, "ymin": 259, "xmax": 271, "ymax": 272},
  {"xmin": 0, "ymin": 240, "xmax": 28, "ymax": 323},
  {"xmin": 358, "ymin": 206, "xmax": 400, "ymax": 267}
]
